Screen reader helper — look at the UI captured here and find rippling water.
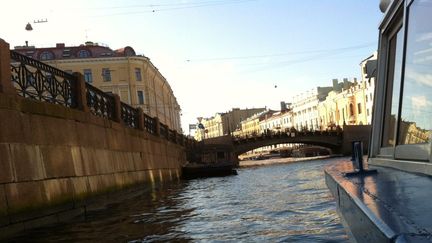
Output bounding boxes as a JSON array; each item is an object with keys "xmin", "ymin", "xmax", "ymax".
[{"xmin": 9, "ymin": 157, "xmax": 348, "ymax": 242}]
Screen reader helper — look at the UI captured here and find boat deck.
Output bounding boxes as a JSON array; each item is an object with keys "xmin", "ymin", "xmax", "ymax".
[{"xmin": 325, "ymin": 159, "xmax": 432, "ymax": 243}]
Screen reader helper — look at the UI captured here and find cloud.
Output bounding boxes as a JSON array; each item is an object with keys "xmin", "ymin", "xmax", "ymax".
[
  {"xmin": 405, "ymin": 68, "xmax": 432, "ymax": 88},
  {"xmin": 411, "ymin": 95, "xmax": 430, "ymax": 115}
]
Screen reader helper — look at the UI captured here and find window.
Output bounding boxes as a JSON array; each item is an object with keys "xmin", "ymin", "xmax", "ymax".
[
  {"xmin": 357, "ymin": 103, "xmax": 362, "ymax": 114},
  {"xmin": 135, "ymin": 68, "xmax": 142, "ymax": 81},
  {"xmin": 102, "ymin": 68, "xmax": 111, "ymax": 82},
  {"xmin": 366, "ymin": 95, "xmax": 368, "ymax": 103},
  {"xmin": 83, "ymin": 69, "xmax": 92, "ymax": 83},
  {"xmin": 63, "ymin": 49, "xmax": 70, "ymax": 57},
  {"xmin": 367, "ymin": 109, "xmax": 370, "ymax": 117},
  {"xmin": 397, "ymin": 0, "xmax": 432, "ymax": 148},
  {"xmin": 382, "ymin": 27, "xmax": 404, "ymax": 147},
  {"xmin": 40, "ymin": 51, "xmax": 54, "ymax": 60},
  {"xmin": 349, "ymin": 103, "xmax": 354, "ymax": 116},
  {"xmin": 137, "ymin": 91, "xmax": 145, "ymax": 105},
  {"xmin": 78, "ymin": 50, "xmax": 90, "ymax": 58}
]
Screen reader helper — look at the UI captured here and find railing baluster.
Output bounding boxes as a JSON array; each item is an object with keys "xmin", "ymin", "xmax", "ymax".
[
  {"xmin": 121, "ymin": 103, "xmax": 139, "ymax": 129},
  {"xmin": 85, "ymin": 83, "xmax": 115, "ymax": 120}
]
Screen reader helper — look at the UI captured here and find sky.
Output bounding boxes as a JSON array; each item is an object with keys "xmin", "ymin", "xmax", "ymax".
[{"xmin": 1, "ymin": 0, "xmax": 383, "ymax": 134}]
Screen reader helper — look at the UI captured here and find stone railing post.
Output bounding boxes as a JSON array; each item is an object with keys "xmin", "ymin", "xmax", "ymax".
[
  {"xmin": 0, "ymin": 39, "xmax": 16, "ymax": 95},
  {"xmin": 113, "ymin": 94, "xmax": 122, "ymax": 123},
  {"xmin": 154, "ymin": 117, "xmax": 160, "ymax": 136},
  {"xmin": 137, "ymin": 107, "xmax": 144, "ymax": 130},
  {"xmin": 72, "ymin": 72, "xmax": 89, "ymax": 112}
]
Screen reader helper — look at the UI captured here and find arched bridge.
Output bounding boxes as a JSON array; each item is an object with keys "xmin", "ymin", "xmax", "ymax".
[
  {"xmin": 232, "ymin": 131, "xmax": 343, "ymax": 155},
  {"xmin": 199, "ymin": 125, "xmax": 372, "ymax": 162}
]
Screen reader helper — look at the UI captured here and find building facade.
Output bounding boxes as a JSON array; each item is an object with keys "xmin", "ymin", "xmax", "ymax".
[
  {"xmin": 14, "ymin": 42, "xmax": 182, "ymax": 131},
  {"xmin": 292, "ymin": 79, "xmax": 355, "ymax": 131},
  {"xmin": 317, "ymin": 79, "xmax": 375, "ymax": 129},
  {"xmin": 260, "ymin": 110, "xmax": 294, "ymax": 133},
  {"xmin": 194, "ymin": 107, "xmax": 266, "ymax": 141},
  {"xmin": 233, "ymin": 109, "xmax": 275, "ymax": 137},
  {"xmin": 360, "ymin": 52, "xmax": 377, "ymax": 125}
]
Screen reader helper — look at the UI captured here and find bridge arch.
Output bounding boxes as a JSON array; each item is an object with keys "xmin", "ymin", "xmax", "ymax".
[{"xmin": 232, "ymin": 132, "xmax": 343, "ymax": 156}]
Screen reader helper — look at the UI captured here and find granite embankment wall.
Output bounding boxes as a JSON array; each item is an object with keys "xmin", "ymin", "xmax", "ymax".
[{"xmin": 0, "ymin": 93, "xmax": 186, "ymax": 235}]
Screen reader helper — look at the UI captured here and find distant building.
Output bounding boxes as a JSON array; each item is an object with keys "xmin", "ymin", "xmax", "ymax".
[
  {"xmin": 14, "ymin": 42, "xmax": 182, "ymax": 131},
  {"xmin": 360, "ymin": 52, "xmax": 377, "ymax": 124},
  {"xmin": 317, "ymin": 54, "xmax": 377, "ymax": 129},
  {"xmin": 292, "ymin": 78, "xmax": 355, "ymax": 131},
  {"xmin": 195, "ymin": 107, "xmax": 266, "ymax": 141},
  {"xmin": 318, "ymin": 80, "xmax": 372, "ymax": 129},
  {"xmin": 233, "ymin": 109, "xmax": 275, "ymax": 137},
  {"xmin": 260, "ymin": 103, "xmax": 294, "ymax": 133}
]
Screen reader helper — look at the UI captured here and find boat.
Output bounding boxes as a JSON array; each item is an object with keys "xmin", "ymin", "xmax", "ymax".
[{"xmin": 181, "ymin": 162, "xmax": 237, "ymax": 179}]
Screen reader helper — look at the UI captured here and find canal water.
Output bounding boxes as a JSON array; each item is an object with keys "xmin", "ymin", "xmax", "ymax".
[{"xmin": 9, "ymin": 157, "xmax": 348, "ymax": 242}]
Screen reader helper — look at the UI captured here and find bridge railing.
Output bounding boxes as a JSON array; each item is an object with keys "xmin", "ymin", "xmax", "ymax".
[
  {"xmin": 233, "ymin": 129, "xmax": 342, "ymax": 143},
  {"xmin": 0, "ymin": 40, "xmax": 195, "ymax": 147}
]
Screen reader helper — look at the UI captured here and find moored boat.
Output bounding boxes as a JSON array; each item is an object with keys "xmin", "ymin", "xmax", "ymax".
[{"xmin": 182, "ymin": 162, "xmax": 237, "ymax": 179}]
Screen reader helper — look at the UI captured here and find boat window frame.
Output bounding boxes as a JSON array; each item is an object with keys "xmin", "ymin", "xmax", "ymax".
[
  {"xmin": 373, "ymin": 0, "xmax": 432, "ymax": 162},
  {"xmin": 375, "ymin": 2, "xmax": 405, "ymax": 158},
  {"xmin": 393, "ymin": 0, "xmax": 431, "ymax": 162}
]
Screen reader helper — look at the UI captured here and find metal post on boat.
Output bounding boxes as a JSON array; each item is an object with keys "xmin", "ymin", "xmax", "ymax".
[{"xmin": 345, "ymin": 141, "xmax": 377, "ymax": 177}]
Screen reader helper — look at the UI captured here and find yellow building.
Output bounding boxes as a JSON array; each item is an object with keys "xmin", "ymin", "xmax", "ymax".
[
  {"xmin": 194, "ymin": 108, "xmax": 266, "ymax": 141},
  {"xmin": 317, "ymin": 55, "xmax": 377, "ymax": 131},
  {"xmin": 317, "ymin": 80, "xmax": 373, "ymax": 130},
  {"xmin": 236, "ymin": 110, "xmax": 275, "ymax": 137},
  {"xmin": 14, "ymin": 42, "xmax": 182, "ymax": 132}
]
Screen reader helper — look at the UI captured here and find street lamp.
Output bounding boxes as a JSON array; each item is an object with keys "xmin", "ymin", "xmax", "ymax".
[
  {"xmin": 25, "ymin": 23, "xmax": 33, "ymax": 31},
  {"xmin": 25, "ymin": 19, "xmax": 48, "ymax": 31},
  {"xmin": 24, "ymin": 19, "xmax": 48, "ymax": 46}
]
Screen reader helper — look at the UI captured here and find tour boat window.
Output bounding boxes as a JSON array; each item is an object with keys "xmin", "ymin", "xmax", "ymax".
[
  {"xmin": 398, "ymin": 0, "xmax": 432, "ymax": 145},
  {"xmin": 382, "ymin": 27, "xmax": 404, "ymax": 148},
  {"xmin": 395, "ymin": 0, "xmax": 432, "ymax": 160}
]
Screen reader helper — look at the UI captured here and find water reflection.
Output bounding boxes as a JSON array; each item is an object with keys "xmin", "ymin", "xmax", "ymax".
[{"xmin": 8, "ymin": 158, "xmax": 348, "ymax": 242}]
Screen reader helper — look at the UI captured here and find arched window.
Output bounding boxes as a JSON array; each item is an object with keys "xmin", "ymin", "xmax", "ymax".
[
  {"xmin": 40, "ymin": 51, "xmax": 54, "ymax": 60},
  {"xmin": 349, "ymin": 103, "xmax": 354, "ymax": 116},
  {"xmin": 78, "ymin": 50, "xmax": 91, "ymax": 58}
]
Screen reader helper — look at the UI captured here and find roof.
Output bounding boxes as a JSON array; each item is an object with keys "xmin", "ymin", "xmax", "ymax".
[{"xmin": 13, "ymin": 42, "xmax": 137, "ymax": 61}]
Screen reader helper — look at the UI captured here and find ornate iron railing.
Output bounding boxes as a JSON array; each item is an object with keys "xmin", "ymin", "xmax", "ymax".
[
  {"xmin": 121, "ymin": 103, "xmax": 139, "ymax": 128},
  {"xmin": 85, "ymin": 83, "xmax": 115, "ymax": 120},
  {"xmin": 10, "ymin": 50, "xmax": 76, "ymax": 107},
  {"xmin": 143, "ymin": 114, "xmax": 156, "ymax": 134},
  {"xmin": 169, "ymin": 129, "xmax": 177, "ymax": 143},
  {"xmin": 7, "ymin": 50, "xmax": 188, "ymax": 145},
  {"xmin": 178, "ymin": 134, "xmax": 184, "ymax": 145},
  {"xmin": 160, "ymin": 123, "xmax": 168, "ymax": 139}
]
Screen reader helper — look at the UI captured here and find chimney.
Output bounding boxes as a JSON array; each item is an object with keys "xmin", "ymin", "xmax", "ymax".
[
  {"xmin": 280, "ymin": 101, "xmax": 287, "ymax": 111},
  {"xmin": 56, "ymin": 43, "xmax": 65, "ymax": 48},
  {"xmin": 332, "ymin": 79, "xmax": 338, "ymax": 89}
]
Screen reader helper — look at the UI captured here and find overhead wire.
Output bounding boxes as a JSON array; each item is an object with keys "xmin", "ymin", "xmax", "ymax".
[
  {"xmin": 85, "ymin": 0, "xmax": 258, "ymax": 17},
  {"xmin": 84, "ymin": 0, "xmax": 248, "ymax": 10},
  {"xmin": 185, "ymin": 42, "xmax": 377, "ymax": 63}
]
